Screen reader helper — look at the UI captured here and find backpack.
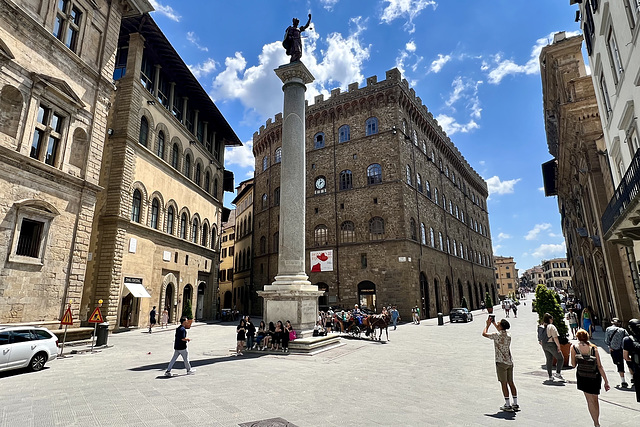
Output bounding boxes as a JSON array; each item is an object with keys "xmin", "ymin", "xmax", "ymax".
[
  {"xmin": 537, "ymin": 324, "xmax": 548, "ymax": 343},
  {"xmin": 574, "ymin": 345, "xmax": 599, "ymax": 378},
  {"xmin": 631, "ymin": 336, "xmax": 640, "ymax": 366}
]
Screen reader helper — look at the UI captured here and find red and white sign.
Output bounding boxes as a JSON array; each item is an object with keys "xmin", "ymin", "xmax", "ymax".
[{"xmin": 310, "ymin": 250, "xmax": 333, "ymax": 272}]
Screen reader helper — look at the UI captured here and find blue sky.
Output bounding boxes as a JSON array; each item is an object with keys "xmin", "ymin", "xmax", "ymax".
[{"xmin": 148, "ymin": 0, "xmax": 583, "ymax": 272}]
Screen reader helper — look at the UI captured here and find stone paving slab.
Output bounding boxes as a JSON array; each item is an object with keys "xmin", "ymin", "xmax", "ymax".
[{"xmin": 1, "ymin": 297, "xmax": 640, "ymax": 426}]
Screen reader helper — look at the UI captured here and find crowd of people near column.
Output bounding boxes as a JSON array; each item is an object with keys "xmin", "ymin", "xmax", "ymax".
[{"xmin": 234, "ymin": 317, "xmax": 296, "ymax": 354}]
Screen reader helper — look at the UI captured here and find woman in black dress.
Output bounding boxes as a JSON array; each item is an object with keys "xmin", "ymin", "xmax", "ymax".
[
  {"xmin": 236, "ymin": 319, "xmax": 246, "ymax": 356},
  {"xmin": 268, "ymin": 321, "xmax": 277, "ymax": 350},
  {"xmin": 571, "ymin": 329, "xmax": 610, "ymax": 427}
]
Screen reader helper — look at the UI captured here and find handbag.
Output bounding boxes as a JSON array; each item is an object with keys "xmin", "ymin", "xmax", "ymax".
[{"xmin": 289, "ymin": 330, "xmax": 297, "ymax": 341}]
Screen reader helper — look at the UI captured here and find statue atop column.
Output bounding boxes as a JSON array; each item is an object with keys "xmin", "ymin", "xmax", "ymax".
[{"xmin": 283, "ymin": 14, "xmax": 312, "ymax": 63}]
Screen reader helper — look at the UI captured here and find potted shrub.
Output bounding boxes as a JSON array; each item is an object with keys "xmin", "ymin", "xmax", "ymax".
[
  {"xmin": 485, "ymin": 292, "xmax": 494, "ymax": 314},
  {"xmin": 534, "ymin": 284, "xmax": 570, "ymax": 366},
  {"xmin": 182, "ymin": 300, "xmax": 194, "ymax": 328},
  {"xmin": 461, "ymin": 297, "xmax": 468, "ymax": 309}
]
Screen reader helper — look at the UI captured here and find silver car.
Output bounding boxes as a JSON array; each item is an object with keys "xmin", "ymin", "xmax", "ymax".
[{"xmin": 0, "ymin": 326, "xmax": 58, "ymax": 372}]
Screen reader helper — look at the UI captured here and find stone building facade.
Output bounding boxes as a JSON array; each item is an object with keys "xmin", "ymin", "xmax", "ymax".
[
  {"xmin": 252, "ymin": 68, "xmax": 496, "ymax": 320},
  {"xmin": 232, "ymin": 179, "xmax": 254, "ymax": 315},
  {"xmin": 540, "ymin": 32, "xmax": 639, "ymax": 323},
  {"xmin": 218, "ymin": 209, "xmax": 235, "ymax": 312},
  {"xmin": 494, "ymin": 256, "xmax": 517, "ymax": 297},
  {"xmin": 521, "ymin": 266, "xmax": 545, "ymax": 287},
  {"xmin": 0, "ymin": 0, "xmax": 152, "ymax": 325},
  {"xmin": 80, "ymin": 14, "xmax": 241, "ymax": 329}
]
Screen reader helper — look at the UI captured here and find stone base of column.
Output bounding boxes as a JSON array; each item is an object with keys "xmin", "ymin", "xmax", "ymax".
[{"xmin": 258, "ymin": 277, "xmax": 323, "ymax": 331}]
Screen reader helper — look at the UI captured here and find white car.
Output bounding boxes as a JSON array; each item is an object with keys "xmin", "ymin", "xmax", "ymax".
[{"xmin": 0, "ymin": 326, "xmax": 58, "ymax": 372}]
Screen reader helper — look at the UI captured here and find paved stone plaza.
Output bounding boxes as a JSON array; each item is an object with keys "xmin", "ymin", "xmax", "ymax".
[{"xmin": 2, "ymin": 297, "xmax": 640, "ymax": 426}]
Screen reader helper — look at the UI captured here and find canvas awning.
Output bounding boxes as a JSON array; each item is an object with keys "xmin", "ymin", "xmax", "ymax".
[{"xmin": 124, "ymin": 282, "xmax": 151, "ymax": 298}]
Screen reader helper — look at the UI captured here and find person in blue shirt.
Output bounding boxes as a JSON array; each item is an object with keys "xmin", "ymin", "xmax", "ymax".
[
  {"xmin": 391, "ymin": 306, "xmax": 400, "ymax": 330},
  {"xmin": 165, "ymin": 317, "xmax": 195, "ymax": 376}
]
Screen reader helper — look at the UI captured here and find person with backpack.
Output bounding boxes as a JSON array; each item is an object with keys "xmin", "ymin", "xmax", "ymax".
[
  {"xmin": 571, "ymin": 328, "xmax": 610, "ymax": 427},
  {"xmin": 623, "ymin": 318, "xmax": 640, "ymax": 403},
  {"xmin": 604, "ymin": 318, "xmax": 629, "ymax": 388},
  {"xmin": 538, "ymin": 313, "xmax": 565, "ymax": 382}
]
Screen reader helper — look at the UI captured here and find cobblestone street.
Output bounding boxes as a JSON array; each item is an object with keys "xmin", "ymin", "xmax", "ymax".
[{"xmin": 2, "ymin": 299, "xmax": 640, "ymax": 426}]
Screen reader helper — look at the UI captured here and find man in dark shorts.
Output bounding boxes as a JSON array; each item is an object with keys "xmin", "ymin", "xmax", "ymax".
[
  {"xmin": 148, "ymin": 306, "xmax": 156, "ymax": 333},
  {"xmin": 605, "ymin": 318, "xmax": 629, "ymax": 387},
  {"xmin": 623, "ymin": 319, "xmax": 640, "ymax": 402},
  {"xmin": 483, "ymin": 317, "xmax": 519, "ymax": 412}
]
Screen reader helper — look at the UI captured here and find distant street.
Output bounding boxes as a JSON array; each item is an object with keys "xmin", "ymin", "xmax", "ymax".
[{"xmin": 1, "ymin": 297, "xmax": 639, "ymax": 426}]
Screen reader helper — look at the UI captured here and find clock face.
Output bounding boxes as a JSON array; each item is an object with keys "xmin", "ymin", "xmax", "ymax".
[{"xmin": 315, "ymin": 177, "xmax": 326, "ymax": 189}]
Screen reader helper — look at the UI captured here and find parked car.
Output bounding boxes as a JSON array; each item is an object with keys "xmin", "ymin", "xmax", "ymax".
[
  {"xmin": 449, "ymin": 308, "xmax": 473, "ymax": 323},
  {"xmin": 0, "ymin": 326, "xmax": 58, "ymax": 373}
]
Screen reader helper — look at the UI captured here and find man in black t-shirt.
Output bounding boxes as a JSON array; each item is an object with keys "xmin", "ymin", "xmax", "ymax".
[
  {"xmin": 148, "ymin": 306, "xmax": 156, "ymax": 333},
  {"xmin": 165, "ymin": 317, "xmax": 195, "ymax": 376},
  {"xmin": 623, "ymin": 319, "xmax": 640, "ymax": 402}
]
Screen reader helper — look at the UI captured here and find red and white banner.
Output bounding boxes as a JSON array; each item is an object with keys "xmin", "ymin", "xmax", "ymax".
[{"xmin": 310, "ymin": 250, "xmax": 333, "ymax": 272}]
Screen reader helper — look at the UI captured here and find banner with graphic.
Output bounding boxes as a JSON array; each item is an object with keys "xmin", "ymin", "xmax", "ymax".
[{"xmin": 310, "ymin": 250, "xmax": 333, "ymax": 272}]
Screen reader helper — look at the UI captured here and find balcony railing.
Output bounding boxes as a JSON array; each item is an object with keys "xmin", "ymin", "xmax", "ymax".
[{"xmin": 602, "ymin": 148, "xmax": 640, "ymax": 235}]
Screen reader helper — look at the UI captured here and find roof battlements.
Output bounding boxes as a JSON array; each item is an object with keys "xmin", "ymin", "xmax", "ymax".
[{"xmin": 252, "ymin": 67, "xmax": 486, "ymax": 194}]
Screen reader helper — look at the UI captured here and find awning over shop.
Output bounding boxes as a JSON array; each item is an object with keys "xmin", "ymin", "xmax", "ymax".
[{"xmin": 124, "ymin": 282, "xmax": 151, "ymax": 298}]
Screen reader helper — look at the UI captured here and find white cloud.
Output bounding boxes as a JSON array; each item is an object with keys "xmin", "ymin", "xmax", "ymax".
[
  {"xmin": 187, "ymin": 31, "xmax": 208, "ymax": 52},
  {"xmin": 479, "ymin": 160, "xmax": 486, "ymax": 166},
  {"xmin": 396, "ymin": 40, "xmax": 423, "ymax": 75},
  {"xmin": 532, "ymin": 243, "xmax": 566, "ymax": 259},
  {"xmin": 485, "ymin": 176, "xmax": 521, "ymax": 196},
  {"xmin": 435, "ymin": 114, "xmax": 479, "ymax": 136},
  {"xmin": 497, "ymin": 233, "xmax": 511, "ymax": 241},
  {"xmin": 493, "ymin": 244, "xmax": 502, "ymax": 254},
  {"xmin": 320, "ymin": 0, "xmax": 340, "ymax": 11},
  {"xmin": 548, "ymin": 232, "xmax": 560, "ymax": 238},
  {"xmin": 149, "ymin": 0, "xmax": 180, "ymax": 22},
  {"xmin": 486, "ymin": 31, "xmax": 580, "ymax": 84},
  {"xmin": 480, "ymin": 60, "xmax": 489, "ymax": 71},
  {"xmin": 380, "ymin": 0, "xmax": 437, "ymax": 33},
  {"xmin": 430, "ymin": 53, "xmax": 451, "ymax": 73},
  {"xmin": 445, "ymin": 76, "xmax": 465, "ymax": 107},
  {"xmin": 210, "ymin": 18, "xmax": 371, "ymax": 121},
  {"xmin": 406, "ymin": 41, "xmax": 417, "ymax": 52},
  {"xmin": 188, "ymin": 59, "xmax": 217, "ymax": 79},
  {"xmin": 225, "ymin": 139, "xmax": 255, "ymax": 169},
  {"xmin": 538, "ymin": 186, "xmax": 545, "ymax": 192},
  {"xmin": 525, "ymin": 223, "xmax": 552, "ymax": 241}
]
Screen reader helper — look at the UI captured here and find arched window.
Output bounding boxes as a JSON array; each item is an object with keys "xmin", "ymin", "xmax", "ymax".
[
  {"xmin": 367, "ymin": 164, "xmax": 382, "ymax": 185},
  {"xmin": 438, "ymin": 232, "xmax": 443, "ymax": 250},
  {"xmin": 402, "ymin": 119, "xmax": 407, "ymax": 134},
  {"xmin": 455, "ymin": 205, "xmax": 459, "ymax": 219},
  {"xmin": 195, "ymin": 163, "xmax": 201, "ymax": 186},
  {"xmin": 184, "ymin": 154, "xmax": 191, "ymax": 178},
  {"xmin": 445, "ymin": 165, "xmax": 450, "ymax": 177},
  {"xmin": 275, "ymin": 147, "xmax": 282, "ymax": 163},
  {"xmin": 366, "ymin": 117, "xmax": 378, "ymax": 136},
  {"xmin": 412, "ymin": 129, "xmax": 418, "ymax": 145},
  {"xmin": 434, "ymin": 187, "xmax": 439, "ymax": 205},
  {"xmin": 340, "ymin": 221, "xmax": 355, "ymax": 243},
  {"xmin": 274, "ymin": 187, "xmax": 280, "ymax": 206},
  {"xmin": 192, "ymin": 219, "xmax": 199, "ymax": 243},
  {"xmin": 180, "ymin": 213, "xmax": 187, "ymax": 239},
  {"xmin": 417, "ymin": 173, "xmax": 423, "ymax": 192},
  {"xmin": 139, "ymin": 116, "xmax": 148, "ymax": 147},
  {"xmin": 171, "ymin": 143, "xmax": 179, "ymax": 169},
  {"xmin": 248, "ymin": 213, "xmax": 252, "ymax": 232},
  {"xmin": 406, "ymin": 165, "xmax": 412, "ymax": 186},
  {"xmin": 422, "ymin": 140, "xmax": 427, "ymax": 154},
  {"xmin": 157, "ymin": 131, "xmax": 165, "ymax": 158},
  {"xmin": 452, "ymin": 171, "xmax": 456, "ymax": 185},
  {"xmin": 205, "ymin": 171, "xmax": 210, "ymax": 193},
  {"xmin": 166, "ymin": 206, "xmax": 174, "ymax": 234},
  {"xmin": 449, "ymin": 200, "xmax": 453, "ymax": 215},
  {"xmin": 426, "ymin": 180, "xmax": 431, "ymax": 198},
  {"xmin": 459, "ymin": 242, "xmax": 463, "ymax": 258},
  {"xmin": 420, "ymin": 223, "xmax": 426, "ymax": 245},
  {"xmin": 314, "ymin": 132, "xmax": 325, "ymax": 149},
  {"xmin": 442, "ymin": 194, "xmax": 446, "ymax": 210},
  {"xmin": 446, "ymin": 237, "xmax": 451, "ymax": 253},
  {"xmin": 339, "ymin": 125, "xmax": 350, "ymax": 143},
  {"xmin": 262, "ymin": 156, "xmax": 268, "ymax": 171},
  {"xmin": 260, "ymin": 236, "xmax": 266, "ymax": 254},
  {"xmin": 211, "ymin": 225, "xmax": 217, "ymax": 249},
  {"xmin": 262, "ymin": 193, "xmax": 268, "ymax": 210},
  {"xmin": 453, "ymin": 239, "xmax": 457, "ymax": 256},
  {"xmin": 213, "ymin": 178, "xmax": 219, "ymax": 199},
  {"xmin": 369, "ymin": 217, "xmax": 385, "ymax": 240},
  {"xmin": 430, "ymin": 227, "xmax": 435, "ymax": 247},
  {"xmin": 202, "ymin": 223, "xmax": 208, "ymax": 247},
  {"xmin": 131, "ymin": 189, "xmax": 142, "ymax": 222},
  {"xmin": 273, "ymin": 232, "xmax": 279, "ymax": 253},
  {"xmin": 150, "ymin": 198, "xmax": 159, "ymax": 229},
  {"xmin": 314, "ymin": 224, "xmax": 328, "ymax": 246},
  {"xmin": 339, "ymin": 170, "xmax": 352, "ymax": 190},
  {"xmin": 410, "ymin": 218, "xmax": 417, "ymax": 241}
]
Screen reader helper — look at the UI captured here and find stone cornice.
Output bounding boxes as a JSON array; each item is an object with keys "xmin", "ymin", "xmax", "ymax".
[{"xmin": 274, "ymin": 62, "xmax": 315, "ymax": 85}]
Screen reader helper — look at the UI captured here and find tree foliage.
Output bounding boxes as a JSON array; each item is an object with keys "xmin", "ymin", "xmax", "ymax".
[
  {"xmin": 485, "ymin": 292, "xmax": 493, "ymax": 309},
  {"xmin": 182, "ymin": 299, "xmax": 193, "ymax": 320},
  {"xmin": 535, "ymin": 284, "xmax": 568, "ymax": 344}
]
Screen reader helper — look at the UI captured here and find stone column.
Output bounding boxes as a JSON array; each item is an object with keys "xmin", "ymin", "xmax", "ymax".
[{"xmin": 259, "ymin": 62, "xmax": 323, "ymax": 332}]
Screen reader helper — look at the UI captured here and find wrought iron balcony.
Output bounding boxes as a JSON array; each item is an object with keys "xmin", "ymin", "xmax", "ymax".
[{"xmin": 602, "ymin": 148, "xmax": 640, "ymax": 235}]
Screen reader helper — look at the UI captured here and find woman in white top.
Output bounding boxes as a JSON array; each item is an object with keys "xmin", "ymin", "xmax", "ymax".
[{"xmin": 540, "ymin": 312, "xmax": 565, "ymax": 381}]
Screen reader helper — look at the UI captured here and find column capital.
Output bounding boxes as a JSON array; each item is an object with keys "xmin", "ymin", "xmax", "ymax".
[{"xmin": 274, "ymin": 61, "xmax": 315, "ymax": 85}]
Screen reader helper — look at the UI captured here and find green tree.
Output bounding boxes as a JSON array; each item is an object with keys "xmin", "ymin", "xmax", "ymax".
[
  {"xmin": 181, "ymin": 299, "xmax": 193, "ymax": 320},
  {"xmin": 461, "ymin": 296, "xmax": 468, "ymax": 309},
  {"xmin": 485, "ymin": 292, "xmax": 493, "ymax": 310},
  {"xmin": 535, "ymin": 284, "xmax": 568, "ymax": 344}
]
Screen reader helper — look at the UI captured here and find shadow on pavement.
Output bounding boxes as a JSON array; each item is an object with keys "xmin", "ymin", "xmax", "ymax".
[
  {"xmin": 614, "ymin": 385, "xmax": 637, "ymax": 392},
  {"xmin": 130, "ymin": 352, "xmax": 277, "ymax": 372},
  {"xmin": 543, "ymin": 379, "xmax": 567, "ymax": 386},
  {"xmin": 484, "ymin": 411, "xmax": 517, "ymax": 420}
]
